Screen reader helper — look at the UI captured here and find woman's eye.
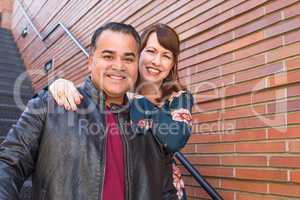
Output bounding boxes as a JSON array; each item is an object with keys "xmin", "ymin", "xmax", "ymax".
[
  {"xmin": 146, "ymin": 49, "xmax": 155, "ymax": 53},
  {"xmin": 163, "ymin": 55, "xmax": 172, "ymax": 60}
]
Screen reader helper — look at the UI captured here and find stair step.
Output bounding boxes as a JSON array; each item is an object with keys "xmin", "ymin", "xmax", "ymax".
[
  {"xmin": 0, "ymin": 43, "xmax": 19, "ymax": 52},
  {"xmin": 0, "ymin": 75, "xmax": 31, "ymax": 85},
  {"xmin": 0, "ymin": 63, "xmax": 26, "ymax": 72},
  {"xmin": 0, "ymin": 37, "xmax": 16, "ymax": 45},
  {"xmin": 0, "ymin": 57, "xmax": 23, "ymax": 65},
  {"xmin": 0, "ymin": 49, "xmax": 21, "ymax": 57},
  {"xmin": 0, "ymin": 104, "xmax": 24, "ymax": 120},
  {"xmin": 0, "ymin": 92, "xmax": 32, "ymax": 105},
  {"xmin": 0, "ymin": 27, "xmax": 13, "ymax": 35}
]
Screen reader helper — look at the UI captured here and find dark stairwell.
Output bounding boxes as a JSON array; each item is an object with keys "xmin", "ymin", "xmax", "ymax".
[{"xmin": 0, "ymin": 27, "xmax": 33, "ymax": 199}]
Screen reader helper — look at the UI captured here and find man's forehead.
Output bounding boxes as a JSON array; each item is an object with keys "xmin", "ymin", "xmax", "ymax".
[{"xmin": 95, "ymin": 30, "xmax": 138, "ymax": 50}]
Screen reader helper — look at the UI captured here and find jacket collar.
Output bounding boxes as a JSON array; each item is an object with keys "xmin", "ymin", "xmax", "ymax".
[{"xmin": 80, "ymin": 76, "xmax": 130, "ymax": 113}]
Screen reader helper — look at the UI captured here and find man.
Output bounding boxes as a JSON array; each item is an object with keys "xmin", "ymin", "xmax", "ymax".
[{"xmin": 0, "ymin": 22, "xmax": 176, "ymax": 200}]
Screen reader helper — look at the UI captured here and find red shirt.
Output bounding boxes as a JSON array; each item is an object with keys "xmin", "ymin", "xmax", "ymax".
[{"xmin": 102, "ymin": 109, "xmax": 125, "ymax": 200}]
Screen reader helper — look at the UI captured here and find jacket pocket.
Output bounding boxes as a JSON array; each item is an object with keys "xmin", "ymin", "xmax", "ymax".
[{"xmin": 40, "ymin": 189, "xmax": 46, "ymax": 200}]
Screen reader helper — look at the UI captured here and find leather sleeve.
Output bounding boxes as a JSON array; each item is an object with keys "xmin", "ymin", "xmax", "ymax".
[{"xmin": 0, "ymin": 93, "xmax": 47, "ymax": 199}]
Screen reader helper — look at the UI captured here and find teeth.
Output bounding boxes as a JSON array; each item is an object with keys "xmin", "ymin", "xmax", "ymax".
[
  {"xmin": 147, "ymin": 67, "xmax": 160, "ymax": 74},
  {"xmin": 108, "ymin": 75, "xmax": 124, "ymax": 80}
]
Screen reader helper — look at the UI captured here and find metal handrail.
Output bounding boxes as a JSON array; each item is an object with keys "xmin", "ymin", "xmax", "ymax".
[
  {"xmin": 16, "ymin": 1, "xmax": 223, "ymax": 199},
  {"xmin": 16, "ymin": 0, "xmax": 43, "ymax": 41},
  {"xmin": 175, "ymin": 152, "xmax": 224, "ymax": 200},
  {"xmin": 15, "ymin": 0, "xmax": 88, "ymax": 57}
]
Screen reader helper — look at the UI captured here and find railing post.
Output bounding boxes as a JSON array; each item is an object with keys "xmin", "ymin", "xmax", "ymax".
[{"xmin": 175, "ymin": 152, "xmax": 224, "ymax": 200}]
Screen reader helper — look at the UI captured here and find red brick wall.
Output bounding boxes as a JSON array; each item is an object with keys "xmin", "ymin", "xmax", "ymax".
[
  {"xmin": 11, "ymin": 1, "xmax": 300, "ymax": 199},
  {"xmin": 0, "ymin": 0, "xmax": 13, "ymax": 29}
]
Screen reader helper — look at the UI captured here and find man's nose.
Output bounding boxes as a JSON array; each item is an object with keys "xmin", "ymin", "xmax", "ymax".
[{"xmin": 112, "ymin": 58, "xmax": 125, "ymax": 70}]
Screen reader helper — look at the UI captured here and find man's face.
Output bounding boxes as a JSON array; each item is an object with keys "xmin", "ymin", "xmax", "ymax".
[{"xmin": 89, "ymin": 30, "xmax": 139, "ymax": 100}]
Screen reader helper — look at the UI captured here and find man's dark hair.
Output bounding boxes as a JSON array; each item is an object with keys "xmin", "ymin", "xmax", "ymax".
[{"xmin": 89, "ymin": 22, "xmax": 141, "ymax": 55}]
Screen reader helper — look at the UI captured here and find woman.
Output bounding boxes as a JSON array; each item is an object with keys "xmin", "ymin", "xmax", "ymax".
[{"xmin": 48, "ymin": 23, "xmax": 193, "ymax": 200}]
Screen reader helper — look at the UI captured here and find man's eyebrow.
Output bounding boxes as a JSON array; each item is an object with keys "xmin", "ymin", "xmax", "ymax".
[
  {"xmin": 101, "ymin": 50, "xmax": 115, "ymax": 54},
  {"xmin": 124, "ymin": 52, "xmax": 136, "ymax": 58}
]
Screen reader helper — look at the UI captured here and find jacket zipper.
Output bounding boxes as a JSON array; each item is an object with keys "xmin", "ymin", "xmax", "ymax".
[
  {"xmin": 117, "ymin": 112, "xmax": 131, "ymax": 200},
  {"xmin": 99, "ymin": 94, "xmax": 107, "ymax": 200}
]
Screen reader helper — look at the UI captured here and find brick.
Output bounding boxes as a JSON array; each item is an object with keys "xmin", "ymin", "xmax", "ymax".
[
  {"xmin": 221, "ymin": 130, "xmax": 266, "ymax": 142},
  {"xmin": 267, "ymin": 99, "xmax": 300, "ymax": 114},
  {"xmin": 286, "ymin": 55, "xmax": 300, "ymax": 71},
  {"xmin": 269, "ymin": 183, "xmax": 300, "ymax": 198},
  {"xmin": 252, "ymin": 88, "xmax": 286, "ymax": 104},
  {"xmin": 221, "ymin": 54, "xmax": 266, "ymax": 75},
  {"xmin": 223, "ymin": 105, "xmax": 266, "ymax": 120},
  {"xmin": 236, "ymin": 36, "xmax": 282, "ymax": 60},
  {"xmin": 289, "ymin": 140, "xmax": 300, "ymax": 152},
  {"xmin": 174, "ymin": 0, "xmax": 225, "ymax": 34},
  {"xmin": 226, "ymin": 78, "xmax": 267, "ymax": 97},
  {"xmin": 221, "ymin": 156, "xmax": 268, "ymax": 167},
  {"xmin": 184, "ymin": 155, "xmax": 220, "ymax": 165},
  {"xmin": 196, "ymin": 166, "xmax": 234, "ymax": 178},
  {"xmin": 236, "ymin": 141, "xmax": 286, "ymax": 153},
  {"xmin": 189, "ymin": 74, "xmax": 234, "ymax": 95},
  {"xmin": 288, "ymin": 83, "xmax": 300, "ymax": 97},
  {"xmin": 196, "ymin": 143, "xmax": 235, "ymax": 154},
  {"xmin": 222, "ymin": 31, "xmax": 264, "ymax": 53},
  {"xmin": 283, "ymin": 1, "xmax": 300, "ymax": 19},
  {"xmin": 288, "ymin": 112, "xmax": 300, "ymax": 124},
  {"xmin": 235, "ymin": 61, "xmax": 284, "ymax": 83},
  {"xmin": 269, "ymin": 156, "xmax": 300, "ymax": 168},
  {"xmin": 232, "ymin": 0, "xmax": 267, "ymax": 16},
  {"xmin": 235, "ymin": 168, "xmax": 287, "ymax": 181},
  {"xmin": 268, "ymin": 126, "xmax": 300, "ymax": 139},
  {"xmin": 236, "ymin": 115, "xmax": 275, "ymax": 129},
  {"xmin": 193, "ymin": 111, "xmax": 221, "ymax": 123},
  {"xmin": 221, "ymin": 179, "xmax": 268, "ymax": 193},
  {"xmin": 267, "ymin": 41, "xmax": 300, "ymax": 63},
  {"xmin": 189, "ymin": 133, "xmax": 221, "ymax": 144},
  {"xmin": 236, "ymin": 192, "xmax": 288, "ymax": 200},
  {"xmin": 291, "ymin": 170, "xmax": 300, "ymax": 183},
  {"xmin": 193, "ymin": 100, "xmax": 221, "ymax": 113},
  {"xmin": 269, "ymin": 69, "xmax": 300, "ymax": 87},
  {"xmin": 180, "ymin": 31, "xmax": 264, "ymax": 69},
  {"xmin": 178, "ymin": 53, "xmax": 234, "ymax": 77},
  {"xmin": 265, "ymin": 15, "xmax": 300, "ymax": 38},
  {"xmin": 265, "ymin": 0, "xmax": 299, "ymax": 14},
  {"xmin": 180, "ymin": 31, "xmax": 233, "ymax": 60},
  {"xmin": 181, "ymin": 144, "xmax": 196, "ymax": 154},
  {"xmin": 285, "ymin": 28, "xmax": 300, "ymax": 45},
  {"xmin": 219, "ymin": 7, "xmax": 265, "ymax": 34},
  {"xmin": 235, "ymin": 11, "xmax": 281, "ymax": 38}
]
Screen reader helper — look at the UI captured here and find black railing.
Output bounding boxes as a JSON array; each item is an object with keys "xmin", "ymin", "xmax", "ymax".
[
  {"xmin": 175, "ymin": 152, "xmax": 223, "ymax": 200},
  {"xmin": 16, "ymin": 0, "xmax": 223, "ymax": 199}
]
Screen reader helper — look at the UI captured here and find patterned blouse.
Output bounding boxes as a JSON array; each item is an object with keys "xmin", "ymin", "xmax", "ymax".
[{"xmin": 129, "ymin": 91, "xmax": 194, "ymax": 200}]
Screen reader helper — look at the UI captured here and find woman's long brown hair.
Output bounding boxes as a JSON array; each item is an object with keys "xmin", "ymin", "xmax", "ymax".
[{"xmin": 138, "ymin": 23, "xmax": 186, "ymax": 102}]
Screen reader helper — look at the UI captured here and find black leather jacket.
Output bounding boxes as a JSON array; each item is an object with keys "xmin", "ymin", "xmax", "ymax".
[{"xmin": 0, "ymin": 78, "xmax": 176, "ymax": 200}]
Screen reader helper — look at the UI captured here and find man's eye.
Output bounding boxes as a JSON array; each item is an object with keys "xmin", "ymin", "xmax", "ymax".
[
  {"xmin": 103, "ymin": 55, "xmax": 113, "ymax": 60},
  {"xmin": 124, "ymin": 58, "xmax": 134, "ymax": 62}
]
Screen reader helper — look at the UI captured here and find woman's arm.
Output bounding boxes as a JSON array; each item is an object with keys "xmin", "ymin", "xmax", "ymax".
[
  {"xmin": 131, "ymin": 91, "xmax": 194, "ymax": 153},
  {"xmin": 151, "ymin": 91, "xmax": 194, "ymax": 152}
]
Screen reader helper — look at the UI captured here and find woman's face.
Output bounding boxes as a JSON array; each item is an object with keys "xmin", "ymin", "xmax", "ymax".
[{"xmin": 139, "ymin": 32, "xmax": 174, "ymax": 86}]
